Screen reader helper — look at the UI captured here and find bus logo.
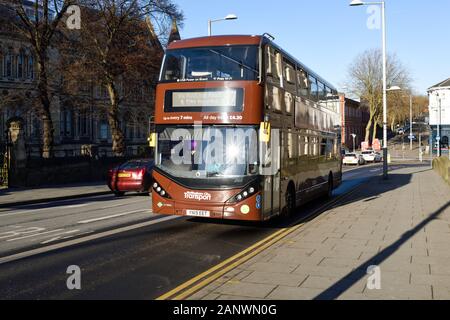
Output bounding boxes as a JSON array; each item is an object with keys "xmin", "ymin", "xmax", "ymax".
[{"xmin": 184, "ymin": 191, "xmax": 212, "ymax": 201}]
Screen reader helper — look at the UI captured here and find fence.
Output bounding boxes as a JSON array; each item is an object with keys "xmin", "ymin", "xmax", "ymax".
[
  {"xmin": 0, "ymin": 143, "xmax": 9, "ymax": 188},
  {"xmin": 6, "ymin": 144, "xmax": 153, "ymax": 187}
]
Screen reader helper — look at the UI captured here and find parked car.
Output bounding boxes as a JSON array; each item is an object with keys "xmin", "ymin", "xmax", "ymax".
[
  {"xmin": 397, "ymin": 126, "xmax": 409, "ymax": 135},
  {"xmin": 374, "ymin": 152, "xmax": 382, "ymax": 162},
  {"xmin": 361, "ymin": 151, "xmax": 382, "ymax": 162},
  {"xmin": 343, "ymin": 153, "xmax": 365, "ymax": 166},
  {"xmin": 108, "ymin": 159, "xmax": 154, "ymax": 196}
]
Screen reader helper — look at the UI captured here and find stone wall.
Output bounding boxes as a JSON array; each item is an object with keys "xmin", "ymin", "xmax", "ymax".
[
  {"xmin": 10, "ymin": 156, "xmax": 141, "ymax": 187},
  {"xmin": 433, "ymin": 156, "xmax": 450, "ymax": 186}
]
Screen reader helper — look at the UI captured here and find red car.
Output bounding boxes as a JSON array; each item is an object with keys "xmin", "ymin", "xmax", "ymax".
[{"xmin": 108, "ymin": 159, "xmax": 154, "ymax": 196}]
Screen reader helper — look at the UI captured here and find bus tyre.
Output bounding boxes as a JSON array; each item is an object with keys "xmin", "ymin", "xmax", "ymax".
[{"xmin": 283, "ymin": 185, "xmax": 296, "ymax": 218}]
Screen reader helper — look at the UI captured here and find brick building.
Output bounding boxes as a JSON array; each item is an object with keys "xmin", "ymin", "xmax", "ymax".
[
  {"xmin": 428, "ymin": 78, "xmax": 450, "ymax": 154},
  {"xmin": 339, "ymin": 94, "xmax": 370, "ymax": 151}
]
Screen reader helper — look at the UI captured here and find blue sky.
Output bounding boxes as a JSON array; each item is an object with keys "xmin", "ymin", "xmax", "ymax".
[{"xmin": 173, "ymin": 0, "xmax": 449, "ymax": 95}]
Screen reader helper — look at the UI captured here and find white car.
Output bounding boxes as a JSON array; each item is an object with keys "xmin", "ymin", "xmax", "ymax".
[
  {"xmin": 361, "ymin": 151, "xmax": 382, "ymax": 162},
  {"xmin": 343, "ymin": 153, "xmax": 365, "ymax": 165},
  {"xmin": 361, "ymin": 151, "xmax": 376, "ymax": 162}
]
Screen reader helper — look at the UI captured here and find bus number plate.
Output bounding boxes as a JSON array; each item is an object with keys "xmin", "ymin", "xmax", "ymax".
[{"xmin": 186, "ymin": 210, "xmax": 210, "ymax": 217}]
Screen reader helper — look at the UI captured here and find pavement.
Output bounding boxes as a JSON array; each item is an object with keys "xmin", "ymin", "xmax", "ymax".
[
  {"xmin": 188, "ymin": 163, "xmax": 450, "ymax": 300},
  {"xmin": 0, "ymin": 182, "xmax": 111, "ymax": 208}
]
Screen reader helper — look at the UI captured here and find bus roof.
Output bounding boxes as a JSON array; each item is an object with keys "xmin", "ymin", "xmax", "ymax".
[
  {"xmin": 167, "ymin": 34, "xmax": 337, "ymax": 92},
  {"xmin": 167, "ymin": 35, "xmax": 262, "ymax": 50}
]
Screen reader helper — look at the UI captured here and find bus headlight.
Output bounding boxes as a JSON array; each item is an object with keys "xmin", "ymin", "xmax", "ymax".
[
  {"xmin": 227, "ymin": 182, "xmax": 260, "ymax": 203},
  {"xmin": 152, "ymin": 181, "xmax": 171, "ymax": 199}
]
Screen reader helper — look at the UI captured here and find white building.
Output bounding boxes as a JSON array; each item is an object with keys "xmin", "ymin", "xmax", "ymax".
[{"xmin": 428, "ymin": 78, "xmax": 450, "ymax": 152}]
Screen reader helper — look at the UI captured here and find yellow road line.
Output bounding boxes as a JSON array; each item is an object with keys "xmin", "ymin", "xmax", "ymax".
[
  {"xmin": 156, "ymin": 227, "xmax": 288, "ymax": 300},
  {"xmin": 157, "ymin": 185, "xmax": 362, "ymax": 300},
  {"xmin": 171, "ymin": 227, "xmax": 296, "ymax": 300}
]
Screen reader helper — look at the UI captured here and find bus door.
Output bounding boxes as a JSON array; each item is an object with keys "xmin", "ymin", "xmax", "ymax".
[{"xmin": 260, "ymin": 128, "xmax": 281, "ymax": 218}]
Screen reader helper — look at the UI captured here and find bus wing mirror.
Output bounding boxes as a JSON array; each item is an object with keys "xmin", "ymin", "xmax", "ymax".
[
  {"xmin": 259, "ymin": 122, "xmax": 271, "ymax": 143},
  {"xmin": 148, "ymin": 132, "xmax": 156, "ymax": 148}
]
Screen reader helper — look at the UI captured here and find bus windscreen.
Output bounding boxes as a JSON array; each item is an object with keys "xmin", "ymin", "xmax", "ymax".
[{"xmin": 161, "ymin": 45, "xmax": 259, "ymax": 82}]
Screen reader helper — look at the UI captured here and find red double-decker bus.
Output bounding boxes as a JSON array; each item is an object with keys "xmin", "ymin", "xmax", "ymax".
[{"xmin": 151, "ymin": 34, "xmax": 342, "ymax": 221}]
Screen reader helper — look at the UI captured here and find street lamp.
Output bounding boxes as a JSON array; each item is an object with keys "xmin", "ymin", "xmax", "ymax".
[
  {"xmin": 436, "ymin": 92, "xmax": 442, "ymax": 157},
  {"xmin": 350, "ymin": 0, "xmax": 389, "ymax": 179},
  {"xmin": 208, "ymin": 14, "xmax": 238, "ymax": 36},
  {"xmin": 351, "ymin": 133, "xmax": 357, "ymax": 153},
  {"xmin": 386, "ymin": 86, "xmax": 414, "ymax": 150}
]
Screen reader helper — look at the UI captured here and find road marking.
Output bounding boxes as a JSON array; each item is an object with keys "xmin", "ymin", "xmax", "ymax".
[
  {"xmin": 100, "ymin": 199, "xmax": 149, "ymax": 210},
  {"xmin": 156, "ymin": 227, "xmax": 291, "ymax": 301},
  {"xmin": 40, "ymin": 229, "xmax": 88, "ymax": 244},
  {"xmin": 157, "ymin": 185, "xmax": 362, "ymax": 300},
  {"xmin": 0, "ymin": 215, "xmax": 180, "ymax": 265},
  {"xmin": 7, "ymin": 229, "xmax": 65, "ymax": 242},
  {"xmin": 0, "ymin": 197, "xmax": 151, "ymax": 218},
  {"xmin": 64, "ymin": 204, "xmax": 89, "ymax": 209},
  {"xmin": 77, "ymin": 210, "xmax": 151, "ymax": 224},
  {"xmin": 0, "ymin": 227, "xmax": 46, "ymax": 239},
  {"xmin": 0, "ymin": 203, "xmax": 91, "ymax": 218}
]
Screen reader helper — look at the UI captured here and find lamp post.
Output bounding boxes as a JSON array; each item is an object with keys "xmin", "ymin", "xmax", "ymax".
[
  {"xmin": 208, "ymin": 14, "xmax": 238, "ymax": 36},
  {"xmin": 350, "ymin": 0, "xmax": 388, "ymax": 179},
  {"xmin": 351, "ymin": 133, "xmax": 357, "ymax": 153},
  {"xmin": 436, "ymin": 92, "xmax": 441, "ymax": 157}
]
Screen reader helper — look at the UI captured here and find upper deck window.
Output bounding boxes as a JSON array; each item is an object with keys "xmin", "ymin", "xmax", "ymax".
[{"xmin": 161, "ymin": 45, "xmax": 259, "ymax": 82}]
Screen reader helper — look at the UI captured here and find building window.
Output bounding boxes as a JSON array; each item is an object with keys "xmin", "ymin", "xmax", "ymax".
[
  {"xmin": 5, "ymin": 54, "xmax": 12, "ymax": 78},
  {"xmin": 60, "ymin": 109, "xmax": 73, "ymax": 138},
  {"xmin": 78, "ymin": 110, "xmax": 90, "ymax": 137},
  {"xmin": 18, "ymin": 53, "xmax": 24, "ymax": 78},
  {"xmin": 27, "ymin": 55, "xmax": 34, "ymax": 79},
  {"xmin": 31, "ymin": 116, "xmax": 41, "ymax": 139},
  {"xmin": 442, "ymin": 136, "xmax": 449, "ymax": 148},
  {"xmin": 99, "ymin": 122, "xmax": 108, "ymax": 140}
]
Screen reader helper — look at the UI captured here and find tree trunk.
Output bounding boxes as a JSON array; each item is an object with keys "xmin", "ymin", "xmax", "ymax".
[
  {"xmin": 372, "ymin": 120, "xmax": 378, "ymax": 143},
  {"xmin": 106, "ymin": 82, "xmax": 125, "ymax": 156},
  {"xmin": 365, "ymin": 113, "xmax": 373, "ymax": 143},
  {"xmin": 390, "ymin": 114, "xmax": 397, "ymax": 132},
  {"xmin": 37, "ymin": 52, "xmax": 54, "ymax": 158}
]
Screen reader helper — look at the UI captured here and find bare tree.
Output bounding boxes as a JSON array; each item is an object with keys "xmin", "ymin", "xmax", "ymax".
[
  {"xmin": 1, "ymin": 0, "xmax": 76, "ymax": 157},
  {"xmin": 59, "ymin": 0, "xmax": 182, "ymax": 156},
  {"xmin": 346, "ymin": 49, "xmax": 411, "ymax": 144}
]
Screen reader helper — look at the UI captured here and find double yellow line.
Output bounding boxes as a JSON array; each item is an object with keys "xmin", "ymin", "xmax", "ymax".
[{"xmin": 157, "ymin": 186, "xmax": 360, "ymax": 300}]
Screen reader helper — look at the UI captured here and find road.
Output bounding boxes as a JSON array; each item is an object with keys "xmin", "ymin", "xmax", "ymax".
[{"xmin": 0, "ymin": 163, "xmax": 383, "ymax": 299}]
